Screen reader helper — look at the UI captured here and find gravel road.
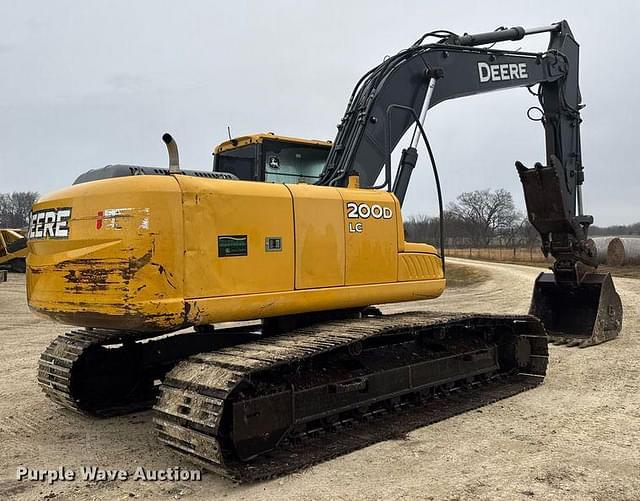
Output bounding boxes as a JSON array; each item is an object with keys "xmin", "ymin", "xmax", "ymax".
[{"xmin": 1, "ymin": 258, "xmax": 638, "ymax": 500}]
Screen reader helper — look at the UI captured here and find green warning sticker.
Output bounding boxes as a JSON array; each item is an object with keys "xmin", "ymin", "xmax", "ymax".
[{"xmin": 218, "ymin": 235, "xmax": 248, "ymax": 257}]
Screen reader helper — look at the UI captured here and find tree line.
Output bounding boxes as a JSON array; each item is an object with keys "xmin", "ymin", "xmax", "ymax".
[
  {"xmin": 0, "ymin": 192, "xmax": 39, "ymax": 228},
  {"xmin": 590, "ymin": 222, "xmax": 640, "ymax": 236},
  {"xmin": 405, "ymin": 188, "xmax": 640, "ymax": 248}
]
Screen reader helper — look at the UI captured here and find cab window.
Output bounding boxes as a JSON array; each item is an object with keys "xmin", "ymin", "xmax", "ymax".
[
  {"xmin": 214, "ymin": 144, "xmax": 258, "ymax": 180},
  {"xmin": 262, "ymin": 140, "xmax": 328, "ymax": 184}
]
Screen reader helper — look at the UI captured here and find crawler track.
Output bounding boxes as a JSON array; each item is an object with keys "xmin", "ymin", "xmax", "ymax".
[
  {"xmin": 154, "ymin": 311, "xmax": 548, "ymax": 481},
  {"xmin": 38, "ymin": 329, "xmax": 155, "ymax": 416},
  {"xmin": 38, "ymin": 326, "xmax": 260, "ymax": 416}
]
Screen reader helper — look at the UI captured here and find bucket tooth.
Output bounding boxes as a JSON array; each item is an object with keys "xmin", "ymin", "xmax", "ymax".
[{"xmin": 529, "ymin": 271, "xmax": 623, "ymax": 348}]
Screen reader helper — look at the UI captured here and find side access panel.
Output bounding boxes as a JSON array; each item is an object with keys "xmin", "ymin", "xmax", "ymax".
[
  {"xmin": 178, "ymin": 177, "xmax": 295, "ymax": 298},
  {"xmin": 287, "ymin": 184, "xmax": 345, "ymax": 289},
  {"xmin": 338, "ymin": 189, "xmax": 398, "ymax": 285}
]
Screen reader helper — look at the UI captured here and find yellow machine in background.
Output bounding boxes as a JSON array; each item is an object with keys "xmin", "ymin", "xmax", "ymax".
[{"xmin": 0, "ymin": 228, "xmax": 27, "ymax": 273}]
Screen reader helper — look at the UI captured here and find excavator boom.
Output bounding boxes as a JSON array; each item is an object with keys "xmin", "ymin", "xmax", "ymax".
[{"xmin": 319, "ymin": 20, "xmax": 622, "ymax": 346}]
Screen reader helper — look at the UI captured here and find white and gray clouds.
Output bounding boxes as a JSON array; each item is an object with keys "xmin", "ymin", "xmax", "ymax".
[{"xmin": 0, "ymin": 0, "xmax": 637, "ymax": 225}]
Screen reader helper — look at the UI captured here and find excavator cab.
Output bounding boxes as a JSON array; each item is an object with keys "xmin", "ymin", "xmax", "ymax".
[{"xmin": 213, "ymin": 133, "xmax": 331, "ymax": 184}]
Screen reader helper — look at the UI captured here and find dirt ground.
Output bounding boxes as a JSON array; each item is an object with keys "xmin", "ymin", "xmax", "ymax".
[{"xmin": 1, "ymin": 258, "xmax": 639, "ymax": 501}]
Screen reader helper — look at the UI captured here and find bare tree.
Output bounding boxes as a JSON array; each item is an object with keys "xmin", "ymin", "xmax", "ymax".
[
  {"xmin": 447, "ymin": 189, "xmax": 520, "ymax": 246},
  {"xmin": 0, "ymin": 192, "xmax": 39, "ymax": 228},
  {"xmin": 404, "ymin": 215, "xmax": 440, "ymax": 245},
  {"xmin": 404, "ymin": 211, "xmax": 471, "ymax": 248},
  {"xmin": 517, "ymin": 219, "xmax": 540, "ymax": 248}
]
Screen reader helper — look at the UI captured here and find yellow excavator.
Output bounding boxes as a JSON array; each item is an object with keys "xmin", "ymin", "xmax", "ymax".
[{"xmin": 30, "ymin": 21, "xmax": 622, "ymax": 480}]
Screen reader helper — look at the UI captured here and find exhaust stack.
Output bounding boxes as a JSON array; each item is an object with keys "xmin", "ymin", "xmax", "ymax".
[{"xmin": 162, "ymin": 133, "xmax": 180, "ymax": 173}]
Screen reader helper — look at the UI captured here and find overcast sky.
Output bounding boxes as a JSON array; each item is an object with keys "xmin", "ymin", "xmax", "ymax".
[{"xmin": 1, "ymin": 0, "xmax": 638, "ymax": 225}]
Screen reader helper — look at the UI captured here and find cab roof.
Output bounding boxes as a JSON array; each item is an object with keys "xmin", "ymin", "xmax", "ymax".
[{"xmin": 214, "ymin": 132, "xmax": 332, "ymax": 154}]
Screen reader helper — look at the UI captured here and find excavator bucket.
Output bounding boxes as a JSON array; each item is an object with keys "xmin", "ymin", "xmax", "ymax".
[{"xmin": 529, "ymin": 272, "xmax": 623, "ymax": 348}]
